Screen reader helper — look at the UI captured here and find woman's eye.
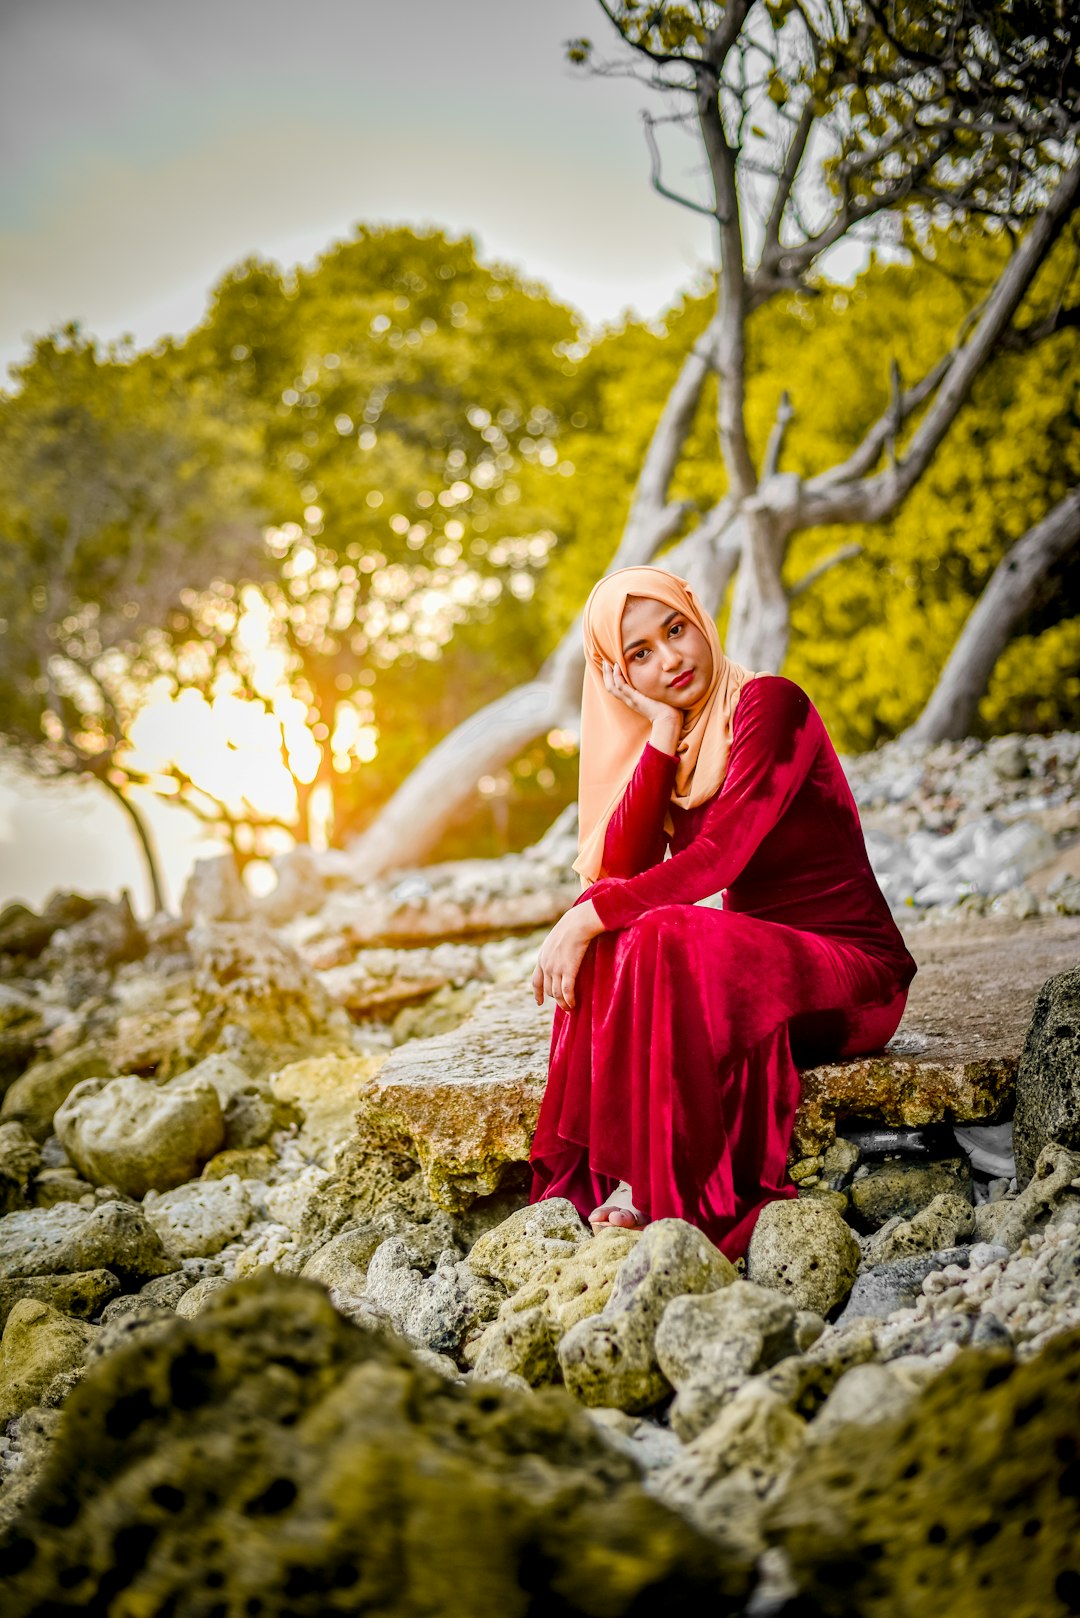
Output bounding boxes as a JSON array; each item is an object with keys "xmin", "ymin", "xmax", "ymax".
[{"xmin": 670, "ymin": 622, "xmax": 683, "ymax": 637}]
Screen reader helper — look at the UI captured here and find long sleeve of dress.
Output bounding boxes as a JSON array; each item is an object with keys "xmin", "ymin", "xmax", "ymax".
[
  {"xmin": 588, "ymin": 679, "xmax": 819, "ymax": 930},
  {"xmin": 600, "ymin": 742, "xmax": 678, "ymax": 877}
]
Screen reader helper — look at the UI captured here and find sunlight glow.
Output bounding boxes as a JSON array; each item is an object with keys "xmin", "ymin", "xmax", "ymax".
[{"xmin": 124, "ymin": 591, "xmax": 381, "ymax": 827}]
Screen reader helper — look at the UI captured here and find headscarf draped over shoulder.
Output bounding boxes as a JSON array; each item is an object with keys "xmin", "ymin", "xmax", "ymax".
[{"xmin": 573, "ymin": 565, "xmax": 761, "ymax": 885}]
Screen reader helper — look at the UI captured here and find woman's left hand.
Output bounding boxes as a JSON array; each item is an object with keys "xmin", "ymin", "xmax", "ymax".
[{"xmin": 532, "ymin": 901, "xmax": 602, "ymax": 1013}]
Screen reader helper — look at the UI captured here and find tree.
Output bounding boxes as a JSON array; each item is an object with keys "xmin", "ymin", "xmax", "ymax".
[
  {"xmin": 0, "ymin": 328, "xmax": 266, "ymax": 909},
  {"xmin": 175, "ymin": 228, "xmax": 589, "ymax": 850},
  {"xmin": 344, "ymin": 0, "xmax": 1080, "ymax": 877}
]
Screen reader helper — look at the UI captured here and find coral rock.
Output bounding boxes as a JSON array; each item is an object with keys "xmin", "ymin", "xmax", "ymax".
[
  {"xmin": 0, "ymin": 1298, "xmax": 95, "ymax": 1421},
  {"xmin": 747, "ymin": 1199, "xmax": 861, "ymax": 1317},
  {"xmin": 143, "ymin": 1175, "xmax": 253, "ymax": 1259},
  {"xmin": 55, "ymin": 1072, "xmax": 225, "ymax": 1197},
  {"xmin": 0, "ymin": 1273, "xmax": 747, "ymax": 1616},
  {"xmin": 558, "ymin": 1220, "xmax": 735, "ymax": 1413},
  {"xmin": 466, "ymin": 1198, "xmax": 589, "ymax": 1292},
  {"xmin": 1014, "ymin": 968, "xmax": 1080, "ymax": 1185},
  {"xmin": 0, "ymin": 1200, "xmax": 175, "ymax": 1287},
  {"xmin": 766, "ymin": 1330, "xmax": 1080, "ymax": 1617}
]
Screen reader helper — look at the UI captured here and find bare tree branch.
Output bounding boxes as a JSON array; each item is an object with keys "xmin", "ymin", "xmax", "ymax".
[
  {"xmin": 642, "ymin": 112, "xmax": 720, "ymax": 219},
  {"xmin": 787, "ymin": 542, "xmax": 863, "ymax": 599},
  {"xmin": 802, "ymin": 151, "xmax": 1080, "ymax": 527},
  {"xmin": 903, "ymin": 485, "xmax": 1080, "ymax": 742}
]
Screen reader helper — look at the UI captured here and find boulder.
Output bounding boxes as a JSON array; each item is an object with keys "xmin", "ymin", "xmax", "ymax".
[
  {"xmin": 793, "ymin": 1050, "xmax": 1014, "ymax": 1157},
  {"xmin": 558, "ymin": 1220, "xmax": 735, "ymax": 1413},
  {"xmin": 54, "ymin": 1072, "xmax": 225, "ymax": 1197},
  {"xmin": 180, "ymin": 853, "xmax": 252, "ymax": 927},
  {"xmin": 177, "ymin": 1053, "xmax": 298, "ymax": 1151},
  {"xmin": 466, "ymin": 1199, "xmax": 590, "ymax": 1292},
  {"xmin": 766, "ymin": 1329, "xmax": 1080, "ymax": 1616},
  {"xmin": 471, "ymin": 1304, "xmax": 561, "ymax": 1386},
  {"xmin": 0, "ymin": 996, "xmax": 47, "ymax": 1094},
  {"xmin": 269, "ymin": 1051, "xmax": 386, "ymax": 1169},
  {"xmin": 0, "ymin": 1121, "xmax": 41, "ymax": 1214},
  {"xmin": 0, "ymin": 1043, "xmax": 114, "ymax": 1142},
  {"xmin": 471, "ymin": 1226, "xmax": 641, "ymax": 1386},
  {"xmin": 656, "ymin": 1283, "xmax": 800, "ymax": 1442},
  {"xmin": 863, "ymin": 1191, "xmax": 976, "ymax": 1266},
  {"xmin": 0, "ymin": 891, "xmax": 97, "ymax": 962},
  {"xmin": 338, "ymin": 981, "xmax": 554, "ymax": 1211},
  {"xmin": 0, "ymin": 1273, "xmax": 748, "ymax": 1616},
  {"xmin": 656, "ymin": 1381, "xmax": 806, "ymax": 1543},
  {"xmin": 188, "ymin": 922, "xmax": 354, "ymax": 1064},
  {"xmin": 201, "ymin": 1145, "xmax": 278, "ymax": 1181},
  {"xmin": 0, "ymin": 1299, "xmax": 95, "ymax": 1421},
  {"xmin": 1014, "ymin": 968, "xmax": 1080, "ymax": 1185},
  {"xmin": 41, "ymin": 892, "xmax": 144, "ymax": 971},
  {"xmin": 0, "ymin": 1270, "xmax": 121, "ymax": 1331},
  {"xmin": 31, "ymin": 1166, "xmax": 96, "ymax": 1208},
  {"xmin": 300, "ymin": 1224, "xmax": 394, "ymax": 1298},
  {"xmin": 836, "ymin": 1247, "xmax": 973, "ymax": 1324},
  {"xmin": 790, "ymin": 920, "xmax": 1080, "ymax": 1156},
  {"xmin": 313, "ymin": 942, "xmax": 486, "ymax": 1018},
  {"xmin": 0, "ymin": 1201, "xmax": 175, "ymax": 1286},
  {"xmin": 806, "ymin": 1362, "xmax": 917, "ymax": 1439},
  {"xmin": 746, "ymin": 1199, "xmax": 861, "ymax": 1316},
  {"xmin": 361, "ymin": 1237, "xmax": 503, "ymax": 1358},
  {"xmin": 173, "ymin": 1276, "xmax": 233, "ymax": 1317},
  {"xmin": 849, "ymin": 1157, "xmax": 972, "ymax": 1231},
  {"xmin": 143, "ymin": 1176, "xmax": 253, "ymax": 1259},
  {"xmin": 761, "ymin": 1325, "xmax": 878, "ymax": 1420}
]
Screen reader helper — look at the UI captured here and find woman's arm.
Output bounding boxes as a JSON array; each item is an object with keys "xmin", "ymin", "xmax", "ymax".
[
  {"xmin": 601, "ymin": 724, "xmax": 680, "ymax": 876},
  {"xmin": 588, "ymin": 679, "xmax": 821, "ymax": 930}
]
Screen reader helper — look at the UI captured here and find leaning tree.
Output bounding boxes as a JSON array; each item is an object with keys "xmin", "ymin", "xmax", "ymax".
[{"xmin": 341, "ymin": 0, "xmax": 1080, "ymax": 879}]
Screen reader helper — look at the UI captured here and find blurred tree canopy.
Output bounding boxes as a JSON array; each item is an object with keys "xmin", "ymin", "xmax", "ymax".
[{"xmin": 1, "ymin": 217, "xmax": 1077, "ymax": 891}]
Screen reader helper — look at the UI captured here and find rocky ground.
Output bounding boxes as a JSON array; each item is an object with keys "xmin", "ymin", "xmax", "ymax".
[{"xmin": 0, "ymin": 729, "xmax": 1078, "ymax": 1616}]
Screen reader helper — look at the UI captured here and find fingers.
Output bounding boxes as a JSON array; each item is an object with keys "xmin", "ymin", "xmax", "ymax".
[{"xmin": 601, "ymin": 658, "xmax": 636, "ymax": 712}]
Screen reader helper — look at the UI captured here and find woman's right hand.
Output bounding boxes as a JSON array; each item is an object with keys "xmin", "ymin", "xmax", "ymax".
[{"xmin": 600, "ymin": 658, "xmax": 671, "ymax": 725}]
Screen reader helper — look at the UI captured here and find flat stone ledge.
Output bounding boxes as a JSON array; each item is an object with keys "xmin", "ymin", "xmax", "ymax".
[
  {"xmin": 794, "ymin": 914, "xmax": 1080, "ymax": 1154},
  {"xmin": 345, "ymin": 981, "xmax": 554, "ymax": 1211}
]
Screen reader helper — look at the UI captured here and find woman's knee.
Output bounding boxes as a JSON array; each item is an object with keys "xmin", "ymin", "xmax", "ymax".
[{"xmin": 617, "ymin": 904, "xmax": 704, "ymax": 954}]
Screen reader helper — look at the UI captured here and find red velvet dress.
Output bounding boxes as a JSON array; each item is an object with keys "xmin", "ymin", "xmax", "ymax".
[{"xmin": 529, "ymin": 676, "xmax": 917, "ymax": 1260}]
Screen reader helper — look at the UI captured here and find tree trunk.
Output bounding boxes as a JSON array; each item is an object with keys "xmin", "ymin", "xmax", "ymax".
[
  {"xmin": 342, "ymin": 145, "xmax": 1080, "ymax": 879},
  {"xmin": 903, "ymin": 485, "xmax": 1080, "ymax": 743},
  {"xmin": 98, "ymin": 775, "xmax": 167, "ymax": 914}
]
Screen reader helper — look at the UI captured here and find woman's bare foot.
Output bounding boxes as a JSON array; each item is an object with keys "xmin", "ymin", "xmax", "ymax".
[{"xmin": 589, "ymin": 1181, "xmax": 648, "ymax": 1231}]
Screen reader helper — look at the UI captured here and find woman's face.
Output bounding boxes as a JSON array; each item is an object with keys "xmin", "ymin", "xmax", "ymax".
[{"xmin": 619, "ymin": 594, "xmax": 713, "ymax": 709}]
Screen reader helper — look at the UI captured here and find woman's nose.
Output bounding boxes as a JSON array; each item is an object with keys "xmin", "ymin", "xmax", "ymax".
[{"xmin": 659, "ymin": 645, "xmax": 682, "ymax": 669}]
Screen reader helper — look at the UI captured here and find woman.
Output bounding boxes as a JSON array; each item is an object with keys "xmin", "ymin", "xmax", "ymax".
[{"xmin": 528, "ymin": 565, "xmax": 917, "ymax": 1259}]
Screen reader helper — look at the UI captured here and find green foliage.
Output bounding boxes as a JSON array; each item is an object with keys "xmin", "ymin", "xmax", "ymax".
[
  {"xmin": 1, "ymin": 217, "xmax": 1076, "ymax": 874},
  {"xmin": 780, "ymin": 228, "xmax": 1080, "ymax": 747},
  {"xmin": 0, "ymin": 326, "xmax": 265, "ymax": 781}
]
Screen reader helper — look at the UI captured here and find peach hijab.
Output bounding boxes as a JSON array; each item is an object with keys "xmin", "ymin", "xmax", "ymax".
[{"xmin": 573, "ymin": 566, "xmax": 761, "ymax": 886}]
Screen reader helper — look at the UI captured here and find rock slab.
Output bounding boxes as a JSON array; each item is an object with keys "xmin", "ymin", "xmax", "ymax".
[{"xmin": 342, "ymin": 981, "xmax": 554, "ymax": 1211}]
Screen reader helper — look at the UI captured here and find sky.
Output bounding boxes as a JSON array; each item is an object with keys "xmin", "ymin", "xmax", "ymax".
[
  {"xmin": 0, "ymin": 0, "xmax": 726, "ymax": 377},
  {"xmin": 0, "ymin": 0, "xmax": 867, "ymax": 916}
]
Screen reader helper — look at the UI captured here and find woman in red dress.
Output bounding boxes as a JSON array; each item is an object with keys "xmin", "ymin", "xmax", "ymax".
[{"xmin": 529, "ymin": 566, "xmax": 917, "ymax": 1260}]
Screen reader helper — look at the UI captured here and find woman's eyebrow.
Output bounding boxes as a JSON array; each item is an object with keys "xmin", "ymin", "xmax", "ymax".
[{"xmin": 622, "ymin": 609, "xmax": 680, "ymax": 654}]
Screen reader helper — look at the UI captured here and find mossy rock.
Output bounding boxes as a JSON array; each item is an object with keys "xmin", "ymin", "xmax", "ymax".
[
  {"xmin": 766, "ymin": 1327, "xmax": 1080, "ymax": 1616},
  {"xmin": 0, "ymin": 1272, "xmax": 750, "ymax": 1616}
]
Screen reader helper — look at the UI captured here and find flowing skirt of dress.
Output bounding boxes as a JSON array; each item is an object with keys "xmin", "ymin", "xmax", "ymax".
[{"xmin": 529, "ymin": 903, "xmax": 909, "ymax": 1260}]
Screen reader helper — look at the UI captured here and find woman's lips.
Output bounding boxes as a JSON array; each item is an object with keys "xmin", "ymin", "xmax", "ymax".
[{"xmin": 669, "ymin": 670, "xmax": 695, "ymax": 689}]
